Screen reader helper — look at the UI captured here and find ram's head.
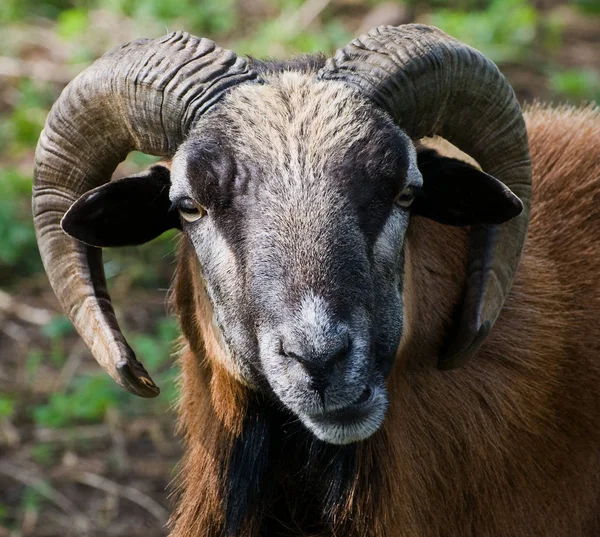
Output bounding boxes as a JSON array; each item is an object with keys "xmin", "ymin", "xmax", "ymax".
[{"xmin": 33, "ymin": 26, "xmax": 530, "ymax": 445}]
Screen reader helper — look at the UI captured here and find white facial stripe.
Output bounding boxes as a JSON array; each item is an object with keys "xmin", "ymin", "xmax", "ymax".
[
  {"xmin": 169, "ymin": 149, "xmax": 193, "ymax": 202},
  {"xmin": 191, "ymin": 219, "xmax": 255, "ymax": 380},
  {"xmin": 403, "ymin": 133, "xmax": 423, "ymax": 188}
]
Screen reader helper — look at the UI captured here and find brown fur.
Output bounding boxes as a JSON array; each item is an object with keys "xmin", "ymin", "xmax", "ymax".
[{"xmin": 169, "ymin": 105, "xmax": 600, "ymax": 536}]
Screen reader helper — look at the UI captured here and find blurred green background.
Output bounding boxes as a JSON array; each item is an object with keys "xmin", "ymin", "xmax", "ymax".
[{"xmin": 0, "ymin": 0, "xmax": 598, "ymax": 535}]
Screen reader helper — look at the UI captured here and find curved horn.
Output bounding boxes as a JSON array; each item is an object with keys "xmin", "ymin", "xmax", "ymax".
[
  {"xmin": 33, "ymin": 32, "xmax": 259, "ymax": 396},
  {"xmin": 319, "ymin": 24, "xmax": 531, "ymax": 369}
]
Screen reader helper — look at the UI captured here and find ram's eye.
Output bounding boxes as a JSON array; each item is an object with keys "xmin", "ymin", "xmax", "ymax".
[
  {"xmin": 176, "ymin": 198, "xmax": 205, "ymax": 223},
  {"xmin": 396, "ymin": 186, "xmax": 417, "ymax": 208}
]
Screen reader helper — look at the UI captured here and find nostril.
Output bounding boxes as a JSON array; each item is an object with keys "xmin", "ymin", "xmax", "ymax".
[
  {"xmin": 279, "ymin": 342, "xmax": 311, "ymax": 367},
  {"xmin": 355, "ymin": 385, "xmax": 372, "ymax": 405},
  {"xmin": 278, "ymin": 339, "xmax": 302, "ymax": 361}
]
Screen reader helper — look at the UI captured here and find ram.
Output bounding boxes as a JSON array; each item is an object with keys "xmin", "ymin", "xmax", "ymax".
[{"xmin": 33, "ymin": 24, "xmax": 600, "ymax": 537}]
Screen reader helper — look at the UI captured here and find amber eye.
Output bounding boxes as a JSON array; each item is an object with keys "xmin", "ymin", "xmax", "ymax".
[
  {"xmin": 395, "ymin": 186, "xmax": 416, "ymax": 208},
  {"xmin": 176, "ymin": 198, "xmax": 205, "ymax": 223}
]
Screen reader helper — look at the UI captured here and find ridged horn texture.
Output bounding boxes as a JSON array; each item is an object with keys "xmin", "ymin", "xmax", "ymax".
[
  {"xmin": 33, "ymin": 32, "xmax": 259, "ymax": 397},
  {"xmin": 319, "ymin": 24, "xmax": 532, "ymax": 369}
]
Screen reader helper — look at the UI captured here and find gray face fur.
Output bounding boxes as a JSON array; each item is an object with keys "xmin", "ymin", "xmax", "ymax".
[{"xmin": 170, "ymin": 72, "xmax": 423, "ymax": 444}]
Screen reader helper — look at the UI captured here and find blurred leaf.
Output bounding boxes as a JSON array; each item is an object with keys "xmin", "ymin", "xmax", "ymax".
[
  {"xmin": 41, "ymin": 315, "xmax": 74, "ymax": 339},
  {"xmin": 574, "ymin": 0, "xmax": 600, "ymax": 14},
  {"xmin": 33, "ymin": 395, "xmax": 73, "ymax": 428},
  {"xmin": 50, "ymin": 338, "xmax": 67, "ymax": 366},
  {"xmin": 127, "ymin": 151, "xmax": 160, "ymax": 168},
  {"xmin": 0, "ymin": 504, "xmax": 8, "ymax": 524},
  {"xmin": 133, "ymin": 334, "xmax": 167, "ymax": 370},
  {"xmin": 40, "ymin": 317, "xmax": 73, "ymax": 366},
  {"xmin": 2, "ymin": 80, "xmax": 54, "ymax": 151},
  {"xmin": 103, "ymin": 233, "xmax": 177, "ymax": 287},
  {"xmin": 429, "ymin": 0, "xmax": 538, "ymax": 63},
  {"xmin": 97, "ymin": 0, "xmax": 238, "ymax": 35},
  {"xmin": 0, "ymin": 168, "xmax": 42, "ymax": 281},
  {"xmin": 0, "ymin": 1, "xmax": 21, "ymax": 23},
  {"xmin": 550, "ymin": 69, "xmax": 600, "ymax": 101},
  {"xmin": 0, "ymin": 397, "xmax": 16, "ymax": 419},
  {"xmin": 236, "ymin": 19, "xmax": 351, "ymax": 58},
  {"xmin": 130, "ymin": 317, "xmax": 178, "ymax": 370},
  {"xmin": 33, "ymin": 373, "xmax": 123, "ymax": 427},
  {"xmin": 157, "ymin": 317, "xmax": 178, "ymax": 343},
  {"xmin": 25, "ymin": 349, "xmax": 44, "ymax": 377},
  {"xmin": 57, "ymin": 8, "xmax": 89, "ymax": 39},
  {"xmin": 22, "ymin": 485, "xmax": 47, "ymax": 511},
  {"xmin": 542, "ymin": 14, "xmax": 564, "ymax": 52},
  {"xmin": 31, "ymin": 443, "xmax": 59, "ymax": 466},
  {"xmin": 66, "ymin": 44, "xmax": 96, "ymax": 64}
]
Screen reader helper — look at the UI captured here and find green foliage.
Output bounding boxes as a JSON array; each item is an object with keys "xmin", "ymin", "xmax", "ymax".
[
  {"xmin": 0, "ymin": 504, "xmax": 8, "ymax": 526},
  {"xmin": 2, "ymin": 0, "xmax": 238, "ymax": 31},
  {"xmin": 31, "ymin": 443, "xmax": 59, "ymax": 466},
  {"xmin": 0, "ymin": 397, "xmax": 16, "ymax": 419},
  {"xmin": 22, "ymin": 484, "xmax": 49, "ymax": 511},
  {"xmin": 42, "ymin": 316, "xmax": 74, "ymax": 366},
  {"xmin": 33, "ymin": 373, "xmax": 124, "ymax": 427},
  {"xmin": 0, "ymin": 0, "xmax": 72, "ymax": 23},
  {"xmin": 236, "ymin": 19, "xmax": 351, "ymax": 58},
  {"xmin": 56, "ymin": 8, "xmax": 90, "ymax": 39},
  {"xmin": 0, "ymin": 80, "xmax": 55, "ymax": 152},
  {"xmin": 550, "ymin": 69, "xmax": 600, "ymax": 102},
  {"xmin": 411, "ymin": 0, "xmax": 492, "ymax": 8},
  {"xmin": 41, "ymin": 316, "xmax": 75, "ymax": 340},
  {"xmin": 130, "ymin": 317, "xmax": 178, "ymax": 371},
  {"xmin": 103, "ymin": 229, "xmax": 177, "ymax": 287},
  {"xmin": 0, "ymin": 168, "xmax": 42, "ymax": 281},
  {"xmin": 25, "ymin": 349, "xmax": 45, "ymax": 377},
  {"xmin": 128, "ymin": 317, "xmax": 180, "ymax": 405},
  {"xmin": 575, "ymin": 0, "xmax": 600, "ymax": 15},
  {"xmin": 94, "ymin": 0, "xmax": 237, "ymax": 35},
  {"xmin": 32, "ymin": 316, "xmax": 179, "ymax": 428},
  {"xmin": 429, "ymin": 0, "xmax": 538, "ymax": 63},
  {"xmin": 128, "ymin": 151, "xmax": 160, "ymax": 169}
]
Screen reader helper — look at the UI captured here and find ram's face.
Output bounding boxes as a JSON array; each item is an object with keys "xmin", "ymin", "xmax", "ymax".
[
  {"xmin": 59, "ymin": 70, "xmax": 520, "ymax": 445},
  {"xmin": 170, "ymin": 75, "xmax": 422, "ymax": 444},
  {"xmin": 37, "ymin": 28, "xmax": 530, "ymax": 448}
]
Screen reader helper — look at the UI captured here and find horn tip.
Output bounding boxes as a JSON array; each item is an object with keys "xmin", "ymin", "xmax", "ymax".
[{"xmin": 117, "ymin": 359, "xmax": 161, "ymax": 398}]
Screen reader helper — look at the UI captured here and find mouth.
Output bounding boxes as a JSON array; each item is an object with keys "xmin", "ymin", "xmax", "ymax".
[{"xmin": 299, "ymin": 383, "xmax": 388, "ymax": 445}]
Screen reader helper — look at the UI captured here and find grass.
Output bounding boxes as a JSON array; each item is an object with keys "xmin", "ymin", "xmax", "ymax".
[
  {"xmin": 428, "ymin": 0, "xmax": 538, "ymax": 63},
  {"xmin": 550, "ymin": 69, "xmax": 600, "ymax": 102},
  {"xmin": 30, "ymin": 315, "xmax": 179, "ymax": 429}
]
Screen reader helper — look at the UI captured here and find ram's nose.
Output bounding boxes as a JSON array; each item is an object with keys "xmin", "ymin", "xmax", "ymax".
[{"xmin": 278, "ymin": 324, "xmax": 351, "ymax": 388}]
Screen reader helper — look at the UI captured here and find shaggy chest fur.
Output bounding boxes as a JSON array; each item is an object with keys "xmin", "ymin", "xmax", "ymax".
[{"xmin": 169, "ymin": 106, "xmax": 600, "ymax": 537}]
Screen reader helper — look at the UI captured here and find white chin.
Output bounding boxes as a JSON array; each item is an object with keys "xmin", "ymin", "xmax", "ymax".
[{"xmin": 299, "ymin": 387, "xmax": 388, "ymax": 445}]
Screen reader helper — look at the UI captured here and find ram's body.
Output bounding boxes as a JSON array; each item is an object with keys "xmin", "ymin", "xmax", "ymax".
[
  {"xmin": 168, "ymin": 104, "xmax": 600, "ymax": 537},
  {"xmin": 32, "ymin": 26, "xmax": 600, "ymax": 537}
]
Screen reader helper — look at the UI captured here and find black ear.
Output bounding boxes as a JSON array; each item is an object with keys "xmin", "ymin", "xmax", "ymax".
[
  {"xmin": 61, "ymin": 164, "xmax": 180, "ymax": 247},
  {"xmin": 412, "ymin": 149, "xmax": 523, "ymax": 226}
]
